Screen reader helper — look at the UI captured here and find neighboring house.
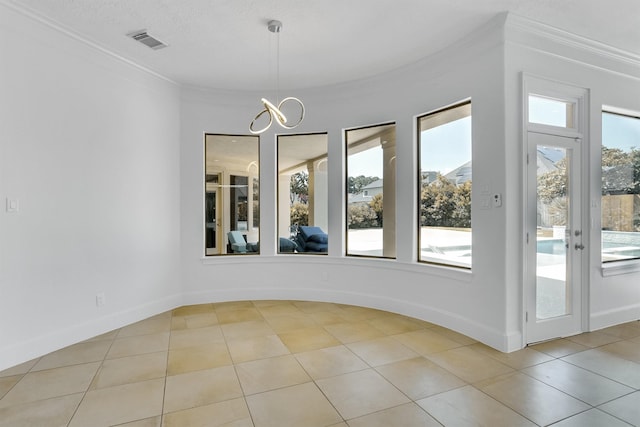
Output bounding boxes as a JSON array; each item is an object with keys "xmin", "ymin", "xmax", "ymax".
[{"xmin": 348, "ymin": 179, "xmax": 383, "ymax": 205}]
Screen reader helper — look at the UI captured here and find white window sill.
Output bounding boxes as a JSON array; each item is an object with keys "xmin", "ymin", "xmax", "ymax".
[{"xmin": 601, "ymin": 260, "xmax": 640, "ymax": 277}]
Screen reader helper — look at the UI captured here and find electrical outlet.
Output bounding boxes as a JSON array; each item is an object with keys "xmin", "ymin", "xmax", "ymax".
[{"xmin": 96, "ymin": 293, "xmax": 106, "ymax": 307}]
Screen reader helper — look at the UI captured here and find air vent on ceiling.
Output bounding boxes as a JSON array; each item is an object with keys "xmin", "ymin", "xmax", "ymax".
[{"xmin": 127, "ymin": 30, "xmax": 168, "ymax": 50}]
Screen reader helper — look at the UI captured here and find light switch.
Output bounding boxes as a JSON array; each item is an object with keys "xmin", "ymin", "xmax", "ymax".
[{"xmin": 6, "ymin": 198, "xmax": 19, "ymax": 213}]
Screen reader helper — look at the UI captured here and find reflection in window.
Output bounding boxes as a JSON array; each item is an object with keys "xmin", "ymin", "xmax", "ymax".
[
  {"xmin": 418, "ymin": 102, "xmax": 472, "ymax": 268},
  {"xmin": 529, "ymin": 95, "xmax": 575, "ymax": 128},
  {"xmin": 601, "ymin": 110, "xmax": 640, "ymax": 263},
  {"xmin": 204, "ymin": 134, "xmax": 259, "ymax": 255},
  {"xmin": 277, "ymin": 134, "xmax": 328, "ymax": 254},
  {"xmin": 346, "ymin": 123, "xmax": 396, "ymax": 258}
]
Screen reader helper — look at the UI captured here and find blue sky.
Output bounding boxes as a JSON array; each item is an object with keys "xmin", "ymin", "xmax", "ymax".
[{"xmin": 603, "ymin": 111, "xmax": 640, "ymax": 151}]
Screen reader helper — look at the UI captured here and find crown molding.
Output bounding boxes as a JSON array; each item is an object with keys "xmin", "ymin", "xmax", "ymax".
[
  {"xmin": 504, "ymin": 12, "xmax": 640, "ymax": 70},
  {"xmin": 0, "ymin": 0, "xmax": 178, "ymax": 86}
]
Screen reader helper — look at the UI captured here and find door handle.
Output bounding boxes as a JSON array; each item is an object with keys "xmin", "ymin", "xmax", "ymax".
[{"xmin": 574, "ymin": 243, "xmax": 585, "ymax": 250}]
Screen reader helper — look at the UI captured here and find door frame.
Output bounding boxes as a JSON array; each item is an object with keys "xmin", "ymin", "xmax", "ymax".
[{"xmin": 522, "ymin": 74, "xmax": 590, "ymax": 345}]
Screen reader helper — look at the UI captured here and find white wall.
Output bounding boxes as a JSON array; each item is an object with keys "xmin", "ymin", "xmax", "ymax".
[
  {"xmin": 503, "ymin": 15, "xmax": 640, "ymax": 335},
  {"xmin": 180, "ymin": 16, "xmax": 518, "ymax": 351},
  {"xmin": 0, "ymin": 4, "xmax": 182, "ymax": 370}
]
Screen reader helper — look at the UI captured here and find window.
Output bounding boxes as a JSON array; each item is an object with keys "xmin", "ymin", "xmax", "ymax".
[
  {"xmin": 277, "ymin": 133, "xmax": 328, "ymax": 254},
  {"xmin": 418, "ymin": 102, "xmax": 472, "ymax": 268},
  {"xmin": 346, "ymin": 123, "xmax": 396, "ymax": 258},
  {"xmin": 528, "ymin": 95, "xmax": 575, "ymax": 128},
  {"xmin": 601, "ymin": 110, "xmax": 640, "ymax": 263},
  {"xmin": 204, "ymin": 134, "xmax": 260, "ymax": 255}
]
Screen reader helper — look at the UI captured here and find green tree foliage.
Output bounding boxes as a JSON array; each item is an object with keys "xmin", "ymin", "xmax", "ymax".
[
  {"xmin": 348, "ymin": 203, "xmax": 378, "ymax": 229},
  {"xmin": 420, "ymin": 174, "xmax": 471, "ymax": 228},
  {"xmin": 348, "ymin": 175, "xmax": 379, "ymax": 194},
  {"xmin": 290, "ymin": 172, "xmax": 308, "ymax": 203},
  {"xmin": 290, "ymin": 202, "xmax": 308, "ymax": 226},
  {"xmin": 370, "ymin": 193, "xmax": 384, "ymax": 227}
]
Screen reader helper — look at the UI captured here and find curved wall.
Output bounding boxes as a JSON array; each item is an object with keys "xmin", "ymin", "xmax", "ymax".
[{"xmin": 180, "ymin": 18, "xmax": 518, "ymax": 351}]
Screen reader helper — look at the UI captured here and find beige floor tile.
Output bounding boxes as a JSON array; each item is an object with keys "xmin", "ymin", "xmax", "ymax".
[
  {"xmin": 417, "ymin": 385, "xmax": 537, "ymax": 427},
  {"xmin": 530, "ymin": 338, "xmax": 589, "ymax": 358},
  {"xmin": 163, "ymin": 365, "xmax": 243, "ymax": 413},
  {"xmin": 598, "ymin": 391, "xmax": 640, "ymax": 426},
  {"xmin": 426, "ymin": 346, "xmax": 514, "ymax": 383},
  {"xmin": 236, "ymin": 355, "xmax": 310, "ymax": 395},
  {"xmin": 107, "ymin": 332, "xmax": 170, "ymax": 359},
  {"xmin": 316, "ymin": 369, "xmax": 410, "ymax": 419},
  {"xmin": 256, "ymin": 302, "xmax": 302, "ymax": 318},
  {"xmin": 393, "ymin": 329, "xmax": 463, "ymax": 355},
  {"xmin": 324, "ymin": 321, "xmax": 385, "ymax": 343},
  {"xmin": 69, "ymin": 378, "xmax": 164, "ymax": 427},
  {"xmin": 563, "ymin": 348, "xmax": 640, "ymax": 388},
  {"xmin": 0, "ymin": 393, "xmax": 83, "ymax": 427},
  {"xmin": 293, "ymin": 301, "xmax": 343, "ymax": 313},
  {"xmin": 265, "ymin": 314, "xmax": 319, "ymax": 333},
  {"xmin": 522, "ymin": 359, "xmax": 634, "ymax": 405},
  {"xmin": 163, "ymin": 398, "xmax": 253, "ymax": 427},
  {"xmin": 227, "ymin": 334, "xmax": 290, "ymax": 363},
  {"xmin": 338, "ymin": 305, "xmax": 388, "ymax": 321},
  {"xmin": 0, "ymin": 375, "xmax": 21, "ymax": 399},
  {"xmin": 115, "ymin": 416, "xmax": 161, "ymax": 427},
  {"xmin": 246, "ymin": 382, "xmax": 342, "ymax": 427},
  {"xmin": 469, "ymin": 343, "xmax": 554, "ymax": 369},
  {"xmin": 477, "ymin": 372, "xmax": 590, "ymax": 426},
  {"xmin": 550, "ymin": 408, "xmax": 633, "ymax": 427},
  {"xmin": 279, "ymin": 327, "xmax": 341, "ymax": 353},
  {"xmin": 295, "ymin": 345, "xmax": 368, "ymax": 379},
  {"xmin": 172, "ymin": 304, "xmax": 214, "ymax": 316},
  {"xmin": 376, "ymin": 357, "xmax": 467, "ymax": 400},
  {"xmin": 117, "ymin": 316, "xmax": 172, "ymax": 338},
  {"xmin": 347, "ymin": 402, "xmax": 441, "ymax": 427},
  {"xmin": 0, "ymin": 359, "xmax": 38, "ymax": 378},
  {"xmin": 221, "ymin": 320, "xmax": 276, "ymax": 340},
  {"xmin": 430, "ymin": 325, "xmax": 478, "ymax": 345},
  {"xmin": 169, "ymin": 325, "xmax": 224, "ymax": 349},
  {"xmin": 217, "ymin": 307, "xmax": 264, "ymax": 324},
  {"xmin": 600, "ymin": 323, "xmax": 640, "ymax": 340},
  {"xmin": 367, "ymin": 315, "xmax": 426, "ymax": 335},
  {"xmin": 347, "ymin": 337, "xmax": 418, "ymax": 366},
  {"xmin": 599, "ymin": 340, "xmax": 640, "ymax": 363},
  {"xmin": 91, "ymin": 352, "xmax": 167, "ymax": 390},
  {"xmin": 0, "ymin": 362, "xmax": 100, "ymax": 407},
  {"xmin": 213, "ymin": 301, "xmax": 255, "ymax": 312},
  {"xmin": 167, "ymin": 343, "xmax": 232, "ymax": 376},
  {"xmin": 308, "ymin": 311, "xmax": 348, "ymax": 325},
  {"xmin": 171, "ymin": 312, "xmax": 219, "ymax": 330},
  {"xmin": 32, "ymin": 340, "xmax": 111, "ymax": 371},
  {"xmin": 565, "ymin": 331, "xmax": 622, "ymax": 348},
  {"xmin": 82, "ymin": 330, "xmax": 119, "ymax": 343}
]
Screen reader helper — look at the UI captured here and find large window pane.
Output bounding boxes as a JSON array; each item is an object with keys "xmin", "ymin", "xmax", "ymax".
[
  {"xmin": 418, "ymin": 102, "xmax": 472, "ymax": 268},
  {"xmin": 601, "ymin": 111, "xmax": 640, "ymax": 263},
  {"xmin": 204, "ymin": 134, "xmax": 259, "ymax": 256},
  {"xmin": 346, "ymin": 123, "xmax": 396, "ymax": 258},
  {"xmin": 277, "ymin": 133, "xmax": 328, "ymax": 254}
]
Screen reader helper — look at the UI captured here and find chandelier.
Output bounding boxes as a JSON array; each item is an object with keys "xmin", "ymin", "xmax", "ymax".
[{"xmin": 250, "ymin": 20, "xmax": 305, "ymax": 134}]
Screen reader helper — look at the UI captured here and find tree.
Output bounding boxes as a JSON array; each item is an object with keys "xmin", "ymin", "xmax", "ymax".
[
  {"xmin": 290, "ymin": 202, "xmax": 308, "ymax": 226},
  {"xmin": 347, "ymin": 175, "xmax": 379, "ymax": 194},
  {"xmin": 370, "ymin": 193, "xmax": 384, "ymax": 227},
  {"xmin": 420, "ymin": 174, "xmax": 471, "ymax": 228},
  {"xmin": 347, "ymin": 204, "xmax": 378, "ymax": 229},
  {"xmin": 290, "ymin": 172, "xmax": 308, "ymax": 203}
]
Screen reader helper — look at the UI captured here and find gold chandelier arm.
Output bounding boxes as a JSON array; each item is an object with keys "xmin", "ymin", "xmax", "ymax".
[
  {"xmin": 249, "ymin": 107, "xmax": 273, "ymax": 135},
  {"xmin": 277, "ymin": 97, "xmax": 305, "ymax": 129}
]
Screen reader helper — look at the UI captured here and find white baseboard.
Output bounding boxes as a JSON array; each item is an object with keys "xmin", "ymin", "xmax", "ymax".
[
  {"xmin": 0, "ymin": 293, "xmax": 183, "ymax": 372},
  {"xmin": 590, "ymin": 304, "xmax": 640, "ymax": 331}
]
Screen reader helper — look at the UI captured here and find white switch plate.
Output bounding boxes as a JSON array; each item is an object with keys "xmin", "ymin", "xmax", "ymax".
[
  {"xmin": 96, "ymin": 293, "xmax": 106, "ymax": 307},
  {"xmin": 6, "ymin": 198, "xmax": 19, "ymax": 213}
]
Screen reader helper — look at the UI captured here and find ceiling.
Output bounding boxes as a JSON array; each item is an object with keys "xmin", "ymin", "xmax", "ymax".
[{"xmin": 6, "ymin": 0, "xmax": 640, "ymax": 91}]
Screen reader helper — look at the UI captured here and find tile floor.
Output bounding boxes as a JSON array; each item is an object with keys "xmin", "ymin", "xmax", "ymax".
[{"xmin": 1, "ymin": 300, "xmax": 639, "ymax": 426}]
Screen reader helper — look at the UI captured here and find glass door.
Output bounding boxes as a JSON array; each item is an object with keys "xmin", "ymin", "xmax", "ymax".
[{"xmin": 526, "ymin": 132, "xmax": 584, "ymax": 343}]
